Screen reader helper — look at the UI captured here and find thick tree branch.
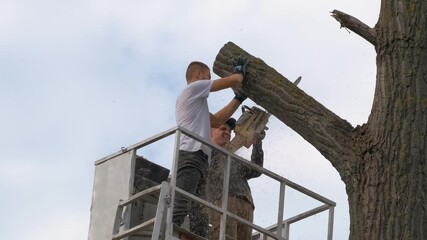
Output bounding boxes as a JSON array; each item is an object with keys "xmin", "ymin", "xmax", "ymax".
[
  {"xmin": 331, "ymin": 9, "xmax": 377, "ymax": 46},
  {"xmin": 213, "ymin": 42, "xmax": 358, "ymax": 177}
]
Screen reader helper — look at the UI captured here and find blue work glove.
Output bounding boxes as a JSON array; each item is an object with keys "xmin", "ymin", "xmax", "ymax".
[
  {"xmin": 232, "ymin": 56, "xmax": 249, "ymax": 77},
  {"xmin": 233, "ymin": 88, "xmax": 247, "ymax": 103}
]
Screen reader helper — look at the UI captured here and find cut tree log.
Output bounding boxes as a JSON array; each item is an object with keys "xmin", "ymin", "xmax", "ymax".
[{"xmin": 213, "ymin": 42, "xmax": 355, "ymax": 176}]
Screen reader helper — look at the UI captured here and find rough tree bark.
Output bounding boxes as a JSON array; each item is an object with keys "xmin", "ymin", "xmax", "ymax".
[{"xmin": 213, "ymin": 1, "xmax": 427, "ymax": 239}]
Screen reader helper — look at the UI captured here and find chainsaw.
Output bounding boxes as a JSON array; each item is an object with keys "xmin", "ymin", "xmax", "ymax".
[
  {"xmin": 226, "ymin": 105, "xmax": 271, "ymax": 152},
  {"xmin": 226, "ymin": 76, "xmax": 301, "ymax": 152}
]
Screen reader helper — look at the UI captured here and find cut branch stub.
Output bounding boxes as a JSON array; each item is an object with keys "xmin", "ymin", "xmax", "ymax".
[{"xmin": 331, "ymin": 9, "xmax": 377, "ymax": 47}]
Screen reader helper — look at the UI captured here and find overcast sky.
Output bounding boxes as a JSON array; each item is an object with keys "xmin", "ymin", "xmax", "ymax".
[{"xmin": 0, "ymin": 1, "xmax": 380, "ymax": 239}]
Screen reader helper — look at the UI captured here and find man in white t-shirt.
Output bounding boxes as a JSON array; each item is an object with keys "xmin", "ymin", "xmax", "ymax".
[{"xmin": 173, "ymin": 58, "xmax": 248, "ymax": 239}]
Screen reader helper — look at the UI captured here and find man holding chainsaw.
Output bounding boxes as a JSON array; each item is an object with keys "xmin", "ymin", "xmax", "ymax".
[
  {"xmin": 208, "ymin": 117, "xmax": 265, "ymax": 240},
  {"xmin": 173, "ymin": 57, "xmax": 249, "ymax": 239}
]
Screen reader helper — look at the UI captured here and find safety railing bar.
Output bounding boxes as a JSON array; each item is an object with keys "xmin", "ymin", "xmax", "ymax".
[
  {"xmin": 282, "ymin": 180, "xmax": 337, "ymax": 207},
  {"xmin": 252, "ymin": 229, "xmax": 283, "ymax": 240},
  {"xmin": 169, "ymin": 189, "xmax": 237, "ymax": 217},
  {"xmin": 178, "ymin": 127, "xmax": 336, "ymax": 206},
  {"xmin": 126, "ymin": 126, "xmax": 178, "ymax": 151},
  {"xmin": 179, "ymin": 125, "xmax": 287, "ymax": 183},
  {"xmin": 219, "ymin": 154, "xmax": 335, "ymax": 206},
  {"xmin": 95, "ymin": 126, "xmax": 178, "ymax": 165},
  {"xmin": 169, "ymin": 188, "xmax": 282, "ymax": 240},
  {"xmin": 173, "ymin": 127, "xmax": 291, "ymax": 238},
  {"xmin": 257, "ymin": 204, "xmax": 330, "ymax": 236},
  {"xmin": 96, "ymin": 126, "xmax": 336, "ymax": 207},
  {"xmin": 118, "ymin": 185, "xmax": 162, "ymax": 207},
  {"xmin": 112, "ymin": 218, "xmax": 155, "ymax": 240},
  {"xmin": 226, "ymin": 211, "xmax": 281, "ymax": 240},
  {"xmin": 113, "ymin": 183, "xmax": 167, "ymax": 238},
  {"xmin": 173, "ymin": 185, "xmax": 281, "ymax": 239},
  {"xmin": 223, "ymin": 159, "xmax": 335, "ymax": 206},
  {"xmin": 283, "ymin": 204, "xmax": 330, "ymax": 225},
  {"xmin": 174, "ymin": 187, "xmax": 221, "ymax": 212},
  {"xmin": 104, "ymin": 126, "xmax": 336, "ymax": 239}
]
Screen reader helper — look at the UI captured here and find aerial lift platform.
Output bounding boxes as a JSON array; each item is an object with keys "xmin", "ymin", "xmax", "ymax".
[{"xmin": 88, "ymin": 126, "xmax": 336, "ymax": 240}]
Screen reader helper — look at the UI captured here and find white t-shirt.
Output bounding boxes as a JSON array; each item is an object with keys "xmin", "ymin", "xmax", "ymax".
[{"xmin": 176, "ymin": 80, "xmax": 213, "ymax": 156}]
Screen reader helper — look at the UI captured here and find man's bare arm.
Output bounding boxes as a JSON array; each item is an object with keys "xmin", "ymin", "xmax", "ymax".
[
  {"xmin": 210, "ymin": 99, "xmax": 241, "ymax": 128},
  {"xmin": 210, "ymin": 74, "xmax": 243, "ymax": 92}
]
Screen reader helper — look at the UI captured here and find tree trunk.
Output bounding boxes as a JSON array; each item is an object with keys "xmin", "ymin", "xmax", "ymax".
[{"xmin": 213, "ymin": 1, "xmax": 427, "ymax": 238}]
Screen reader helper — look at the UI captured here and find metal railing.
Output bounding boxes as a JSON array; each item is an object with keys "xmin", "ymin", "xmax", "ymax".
[
  {"xmin": 112, "ymin": 182, "xmax": 170, "ymax": 240},
  {"xmin": 106, "ymin": 126, "xmax": 336, "ymax": 240}
]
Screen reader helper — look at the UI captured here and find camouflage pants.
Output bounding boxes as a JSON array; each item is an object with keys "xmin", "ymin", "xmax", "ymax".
[{"xmin": 209, "ymin": 195, "xmax": 254, "ymax": 240}]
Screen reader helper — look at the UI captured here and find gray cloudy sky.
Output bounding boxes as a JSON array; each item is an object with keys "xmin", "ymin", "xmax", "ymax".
[{"xmin": 0, "ymin": 1, "xmax": 380, "ymax": 239}]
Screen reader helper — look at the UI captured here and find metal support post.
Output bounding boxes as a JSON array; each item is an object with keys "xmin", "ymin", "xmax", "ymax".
[
  {"xmin": 327, "ymin": 206, "xmax": 335, "ymax": 240},
  {"xmin": 218, "ymin": 154, "xmax": 231, "ymax": 240},
  {"xmin": 276, "ymin": 182, "xmax": 286, "ymax": 240},
  {"xmin": 152, "ymin": 182, "xmax": 171, "ymax": 239},
  {"xmin": 165, "ymin": 129, "xmax": 181, "ymax": 237}
]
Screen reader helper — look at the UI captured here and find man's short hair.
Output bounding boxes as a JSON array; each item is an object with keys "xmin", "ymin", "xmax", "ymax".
[{"xmin": 186, "ymin": 61, "xmax": 210, "ymax": 81}]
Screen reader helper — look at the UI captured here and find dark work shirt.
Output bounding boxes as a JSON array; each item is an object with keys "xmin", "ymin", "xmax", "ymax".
[{"xmin": 207, "ymin": 141, "xmax": 264, "ymax": 208}]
